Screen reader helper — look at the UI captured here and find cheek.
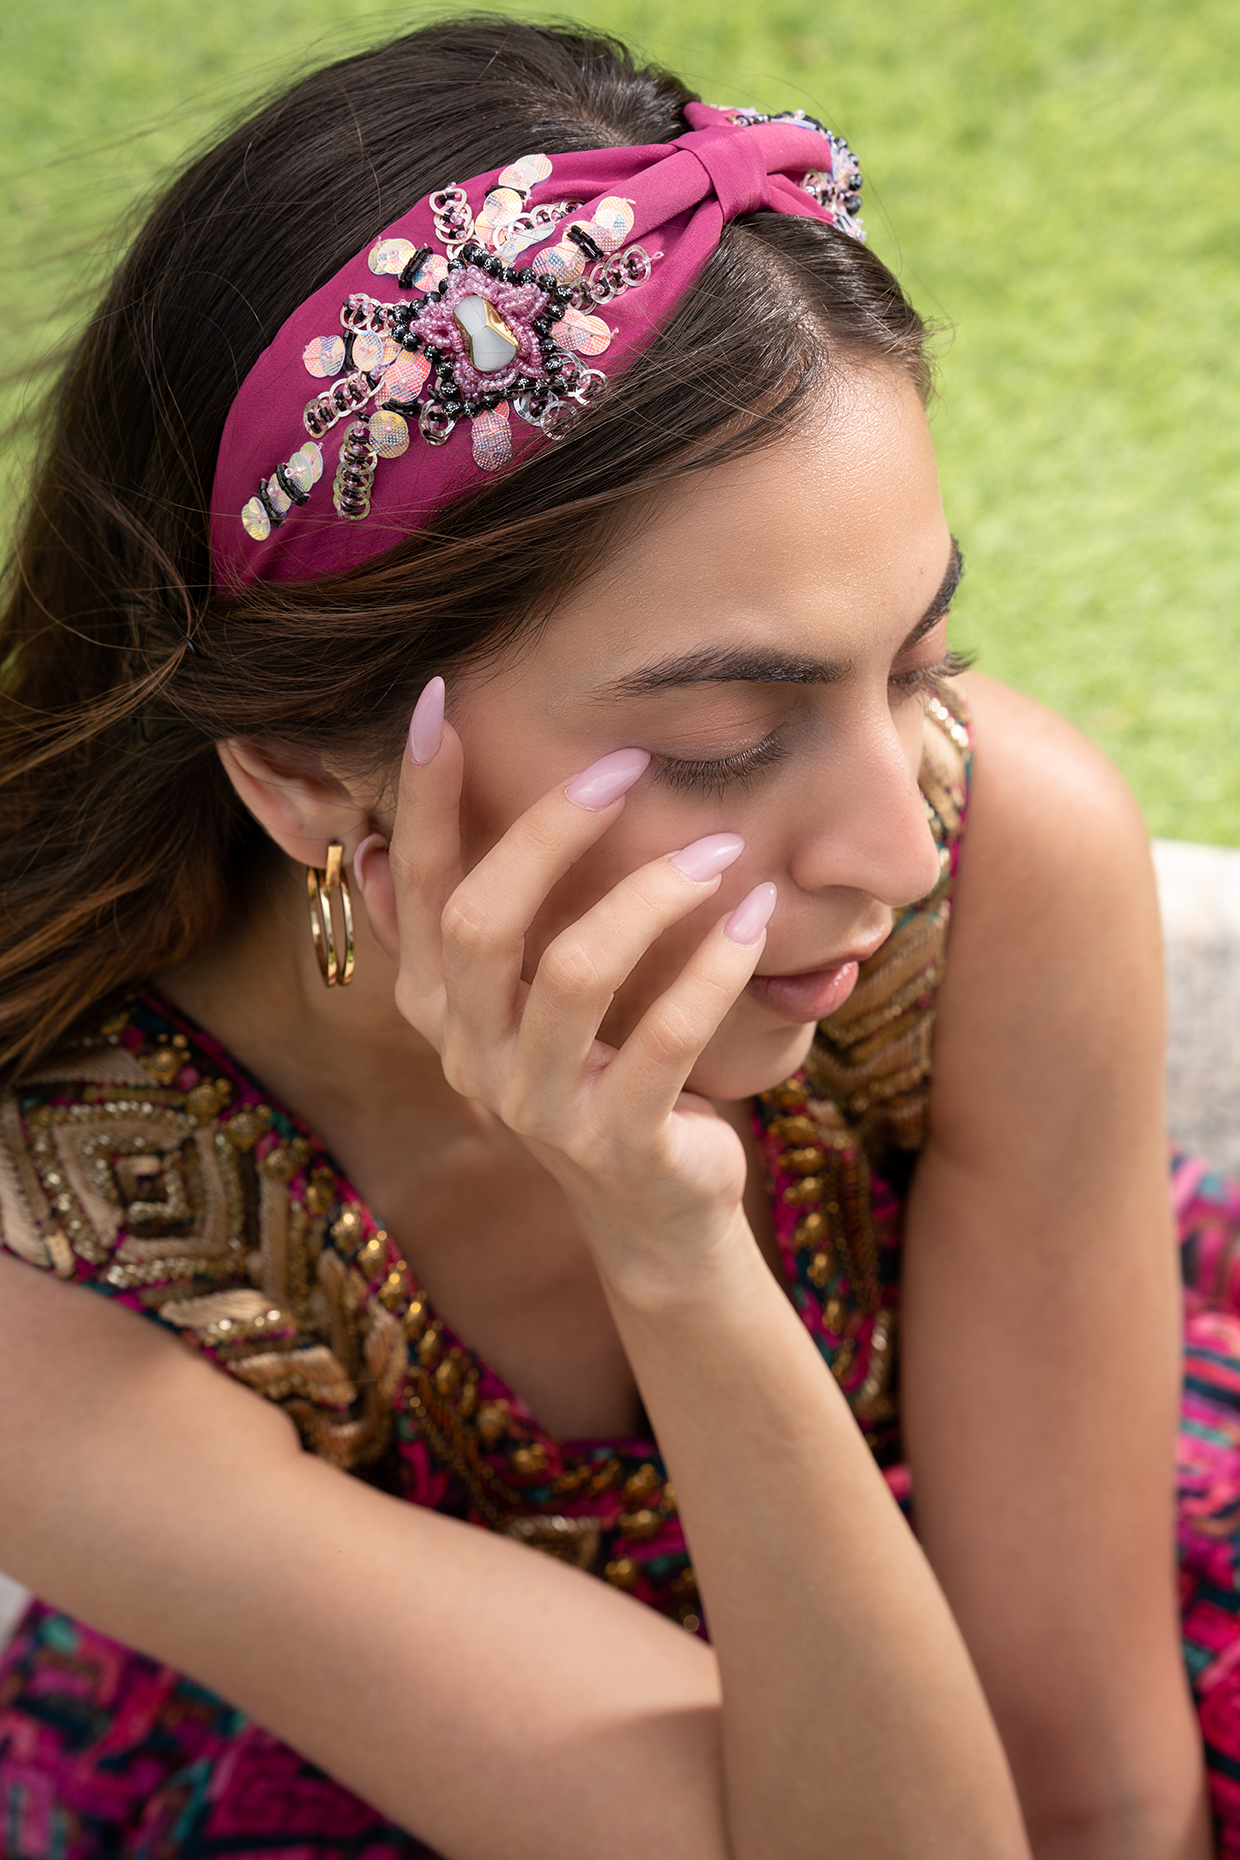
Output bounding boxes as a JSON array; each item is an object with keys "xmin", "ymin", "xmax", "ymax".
[
  {"xmin": 518, "ymin": 836, "xmax": 714, "ymax": 1013},
  {"xmin": 894, "ymin": 694, "xmax": 927, "ymax": 767}
]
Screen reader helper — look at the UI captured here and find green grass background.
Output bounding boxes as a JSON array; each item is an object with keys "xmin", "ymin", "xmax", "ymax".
[{"xmin": 2, "ymin": 0, "xmax": 1237, "ymax": 840}]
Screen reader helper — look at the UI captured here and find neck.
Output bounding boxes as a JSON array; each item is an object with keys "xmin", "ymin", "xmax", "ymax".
[{"xmin": 158, "ymin": 849, "xmax": 492, "ymax": 1172}]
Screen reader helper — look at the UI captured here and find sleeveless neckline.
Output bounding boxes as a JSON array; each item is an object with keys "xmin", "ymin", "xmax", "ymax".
[{"xmin": 1, "ymin": 694, "xmax": 971, "ymax": 1617}]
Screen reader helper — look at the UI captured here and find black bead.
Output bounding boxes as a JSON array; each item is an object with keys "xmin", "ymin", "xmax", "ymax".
[
  {"xmin": 398, "ymin": 245, "xmax": 434, "ymax": 290},
  {"xmin": 517, "ymin": 268, "xmax": 534, "ymax": 284},
  {"xmin": 274, "ymin": 461, "xmax": 309, "ymax": 507},
  {"xmin": 567, "ymin": 225, "xmax": 605, "ymax": 263}
]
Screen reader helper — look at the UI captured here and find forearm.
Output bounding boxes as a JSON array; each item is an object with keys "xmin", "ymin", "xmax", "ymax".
[
  {"xmin": 0, "ymin": 1262, "xmax": 732, "ymax": 1860},
  {"xmin": 601, "ymin": 1217, "xmax": 1032, "ymax": 1860}
]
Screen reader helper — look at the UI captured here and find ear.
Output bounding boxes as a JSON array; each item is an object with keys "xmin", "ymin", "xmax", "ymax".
[{"xmin": 217, "ymin": 738, "xmax": 376, "ymax": 870}]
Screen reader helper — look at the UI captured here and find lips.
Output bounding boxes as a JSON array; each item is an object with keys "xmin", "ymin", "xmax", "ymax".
[{"xmin": 745, "ymin": 959, "xmax": 862, "ymax": 1025}]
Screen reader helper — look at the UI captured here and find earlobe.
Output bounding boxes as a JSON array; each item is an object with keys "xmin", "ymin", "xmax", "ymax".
[{"xmin": 216, "ymin": 739, "xmax": 370, "ymax": 869}]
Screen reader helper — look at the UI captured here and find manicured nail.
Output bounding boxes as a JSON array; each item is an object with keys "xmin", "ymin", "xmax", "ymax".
[
  {"xmin": 726, "ymin": 882, "xmax": 778, "ymax": 945},
  {"xmin": 353, "ymin": 833, "xmax": 388, "ymax": 895},
  {"xmin": 565, "ymin": 747, "xmax": 651, "ymax": 810},
  {"xmin": 408, "ymin": 676, "xmax": 445, "ymax": 765},
  {"xmin": 669, "ymin": 832, "xmax": 745, "ymax": 881}
]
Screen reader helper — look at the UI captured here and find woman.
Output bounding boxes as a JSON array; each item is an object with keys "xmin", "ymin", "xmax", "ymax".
[{"xmin": 0, "ymin": 16, "xmax": 1234, "ymax": 1857}]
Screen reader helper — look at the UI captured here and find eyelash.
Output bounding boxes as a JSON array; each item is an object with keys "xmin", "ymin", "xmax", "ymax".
[
  {"xmin": 650, "ymin": 649, "xmax": 975, "ymax": 797},
  {"xmin": 651, "ymin": 733, "xmax": 789, "ymax": 798},
  {"xmin": 888, "ymin": 647, "xmax": 974, "ymax": 698}
]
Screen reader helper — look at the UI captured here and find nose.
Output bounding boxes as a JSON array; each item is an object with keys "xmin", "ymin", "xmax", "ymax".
[{"xmin": 787, "ymin": 703, "xmax": 945, "ymax": 909}]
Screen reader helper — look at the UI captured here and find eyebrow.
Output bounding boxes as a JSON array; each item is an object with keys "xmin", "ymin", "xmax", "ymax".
[{"xmin": 592, "ymin": 537, "xmax": 964, "ymax": 701}]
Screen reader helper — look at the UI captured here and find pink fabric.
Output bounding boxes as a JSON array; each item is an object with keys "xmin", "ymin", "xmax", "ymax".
[{"xmin": 209, "ymin": 102, "xmax": 853, "ymax": 592}]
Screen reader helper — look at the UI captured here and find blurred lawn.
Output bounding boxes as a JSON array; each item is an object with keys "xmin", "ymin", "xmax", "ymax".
[{"xmin": 2, "ymin": 0, "xmax": 1237, "ymax": 840}]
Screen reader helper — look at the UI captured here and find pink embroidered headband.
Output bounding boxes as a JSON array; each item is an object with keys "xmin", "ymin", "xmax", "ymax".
[{"xmin": 209, "ymin": 101, "xmax": 863, "ymax": 593}]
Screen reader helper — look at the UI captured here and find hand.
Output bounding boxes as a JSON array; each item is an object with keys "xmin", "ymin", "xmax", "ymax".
[{"xmin": 354, "ymin": 678, "xmax": 778, "ymax": 1287}]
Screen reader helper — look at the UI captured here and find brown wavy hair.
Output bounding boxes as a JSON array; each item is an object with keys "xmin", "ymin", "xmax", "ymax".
[{"xmin": 0, "ymin": 14, "xmax": 930, "ymax": 1086}]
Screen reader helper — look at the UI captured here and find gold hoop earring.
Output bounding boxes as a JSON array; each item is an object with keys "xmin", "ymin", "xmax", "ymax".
[{"xmin": 306, "ymin": 841, "xmax": 355, "ymax": 987}]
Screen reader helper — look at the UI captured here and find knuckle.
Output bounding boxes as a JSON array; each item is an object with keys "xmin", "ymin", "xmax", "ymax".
[
  {"xmin": 642, "ymin": 1001, "xmax": 698, "ymax": 1066},
  {"xmin": 539, "ymin": 935, "xmax": 605, "ymax": 999},
  {"xmin": 439, "ymin": 892, "xmax": 495, "ymax": 958}
]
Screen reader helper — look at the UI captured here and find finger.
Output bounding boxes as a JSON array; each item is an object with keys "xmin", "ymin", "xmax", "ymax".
[
  {"xmin": 438, "ymin": 747, "xmax": 650, "ymax": 1047},
  {"xmin": 513, "ymin": 834, "xmax": 746, "ymax": 1096},
  {"xmin": 602, "ymin": 883, "xmax": 779, "ymax": 1127},
  {"xmin": 376, "ymin": 677, "xmax": 466, "ymax": 1038}
]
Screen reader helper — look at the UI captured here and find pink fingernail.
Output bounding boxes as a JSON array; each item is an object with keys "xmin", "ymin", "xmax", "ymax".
[
  {"xmin": 408, "ymin": 676, "xmax": 445, "ymax": 765},
  {"xmin": 669, "ymin": 832, "xmax": 745, "ymax": 881},
  {"xmin": 353, "ymin": 833, "xmax": 388, "ymax": 894},
  {"xmin": 565, "ymin": 747, "xmax": 651, "ymax": 810},
  {"xmin": 725, "ymin": 882, "xmax": 777, "ymax": 945}
]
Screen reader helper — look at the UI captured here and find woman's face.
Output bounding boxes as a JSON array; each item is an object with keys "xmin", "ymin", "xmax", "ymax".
[{"xmin": 443, "ymin": 363, "xmax": 954, "ymax": 1101}]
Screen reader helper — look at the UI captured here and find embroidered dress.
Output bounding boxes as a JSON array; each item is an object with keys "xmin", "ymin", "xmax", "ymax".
[{"xmin": 3, "ymin": 694, "xmax": 1240, "ymax": 1855}]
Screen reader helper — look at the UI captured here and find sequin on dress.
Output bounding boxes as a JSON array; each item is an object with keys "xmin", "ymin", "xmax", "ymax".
[{"xmin": 4, "ymin": 690, "xmax": 1240, "ymax": 1855}]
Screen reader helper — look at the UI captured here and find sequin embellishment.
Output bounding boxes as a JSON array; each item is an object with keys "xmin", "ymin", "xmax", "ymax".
[
  {"xmin": 241, "ymin": 441, "xmax": 324, "ymax": 541},
  {"xmin": 236, "ymin": 111, "xmax": 865, "ymax": 545}
]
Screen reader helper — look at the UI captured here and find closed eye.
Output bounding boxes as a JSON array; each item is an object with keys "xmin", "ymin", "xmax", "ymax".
[
  {"xmin": 889, "ymin": 647, "xmax": 974, "ymax": 699},
  {"xmin": 649, "ymin": 731, "xmax": 789, "ymax": 798}
]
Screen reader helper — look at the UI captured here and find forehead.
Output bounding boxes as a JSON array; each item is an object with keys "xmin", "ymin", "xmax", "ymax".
[{"xmin": 533, "ymin": 365, "xmax": 949, "ymax": 687}]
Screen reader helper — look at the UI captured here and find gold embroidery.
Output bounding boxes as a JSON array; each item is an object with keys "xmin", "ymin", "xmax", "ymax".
[
  {"xmin": 505, "ymin": 1514, "xmax": 602, "ymax": 1569},
  {"xmin": 0, "ymin": 1095, "xmax": 52, "ymax": 1269},
  {"xmin": 158, "ymin": 1288, "xmax": 295, "ymax": 1347},
  {"xmin": 762, "ymin": 690, "xmax": 971, "ymax": 1446},
  {"xmin": 1, "ymin": 694, "xmax": 967, "ymax": 1540},
  {"xmin": 808, "ymin": 694, "xmax": 968, "ymax": 1167}
]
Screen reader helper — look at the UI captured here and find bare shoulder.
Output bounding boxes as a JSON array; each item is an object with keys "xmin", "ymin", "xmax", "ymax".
[
  {"xmin": 931, "ymin": 672, "xmax": 1164, "ymax": 1161},
  {"xmin": 958, "ymin": 670, "xmax": 1151, "ymax": 893}
]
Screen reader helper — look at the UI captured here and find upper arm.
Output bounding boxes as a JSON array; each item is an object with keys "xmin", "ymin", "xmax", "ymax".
[
  {"xmin": 902, "ymin": 673, "xmax": 1200, "ymax": 1826},
  {"xmin": 0, "ymin": 1253, "xmax": 727, "ymax": 1860}
]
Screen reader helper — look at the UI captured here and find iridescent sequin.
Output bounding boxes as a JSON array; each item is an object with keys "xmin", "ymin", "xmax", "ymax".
[
  {"xmin": 303, "ymin": 335, "xmax": 346, "ymax": 378},
  {"xmin": 380, "ymin": 351, "xmax": 431, "ymax": 404},
  {"xmin": 368, "ymin": 408, "xmax": 411, "ymax": 458},
  {"xmin": 500, "ymin": 153, "xmax": 553, "ymax": 191},
  {"xmin": 238, "ymin": 442, "xmax": 322, "ymax": 542},
  {"xmin": 532, "ymin": 197, "xmax": 636, "ymax": 286},
  {"xmin": 241, "ymin": 497, "xmax": 271, "ymax": 541},
  {"xmin": 470, "ymin": 403, "xmax": 513, "ymax": 472},
  {"xmin": 550, "ymin": 306, "xmax": 612, "ymax": 356},
  {"xmin": 351, "ymin": 331, "xmax": 392, "ymax": 372},
  {"xmin": 239, "ymin": 148, "xmax": 664, "ymax": 549},
  {"xmin": 369, "ymin": 238, "xmax": 417, "ymax": 277}
]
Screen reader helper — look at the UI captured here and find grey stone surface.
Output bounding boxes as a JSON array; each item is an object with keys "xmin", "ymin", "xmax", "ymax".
[
  {"xmin": 0, "ymin": 1571, "xmax": 29, "ymax": 1644},
  {"xmin": 1154, "ymin": 839, "xmax": 1240, "ymax": 1178},
  {"xmin": 1, "ymin": 837, "xmax": 1238, "ymax": 1652}
]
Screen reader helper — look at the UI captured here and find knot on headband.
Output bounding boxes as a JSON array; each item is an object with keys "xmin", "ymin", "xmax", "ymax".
[
  {"xmin": 210, "ymin": 101, "xmax": 863, "ymax": 593},
  {"xmin": 676, "ymin": 120, "xmax": 775, "ymax": 221}
]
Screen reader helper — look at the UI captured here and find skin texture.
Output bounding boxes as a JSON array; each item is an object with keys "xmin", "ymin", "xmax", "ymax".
[{"xmin": 0, "ymin": 365, "xmax": 1212, "ymax": 1858}]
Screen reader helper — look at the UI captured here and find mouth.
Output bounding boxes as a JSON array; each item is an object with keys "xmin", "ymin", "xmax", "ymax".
[{"xmin": 745, "ymin": 943, "xmax": 880, "ymax": 1026}]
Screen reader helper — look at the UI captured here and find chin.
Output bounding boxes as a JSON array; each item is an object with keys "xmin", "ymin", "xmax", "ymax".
[{"xmin": 685, "ymin": 1017, "xmax": 818, "ymax": 1104}]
